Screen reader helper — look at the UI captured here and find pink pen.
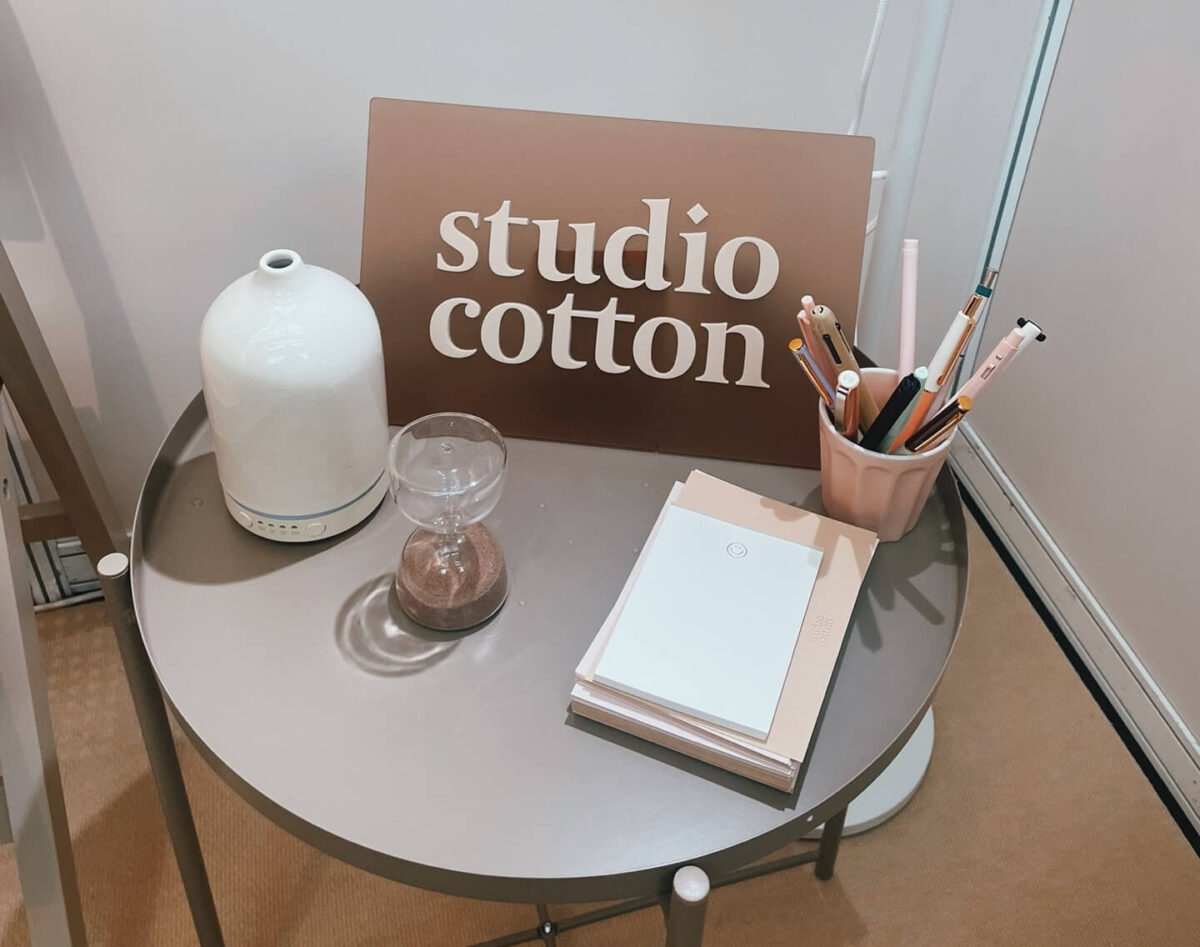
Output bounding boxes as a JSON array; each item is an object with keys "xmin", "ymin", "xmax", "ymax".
[
  {"xmin": 954, "ymin": 318, "xmax": 1045, "ymax": 402},
  {"xmin": 898, "ymin": 239, "xmax": 918, "ymax": 377}
]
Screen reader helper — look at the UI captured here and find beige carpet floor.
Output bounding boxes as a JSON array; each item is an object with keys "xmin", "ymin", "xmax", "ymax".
[{"xmin": 2, "ymin": 515, "xmax": 1198, "ymax": 945}]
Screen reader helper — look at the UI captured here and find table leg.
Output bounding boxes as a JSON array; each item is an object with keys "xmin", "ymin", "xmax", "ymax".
[
  {"xmin": 814, "ymin": 805, "xmax": 848, "ymax": 880},
  {"xmin": 535, "ymin": 904, "xmax": 557, "ymax": 945},
  {"xmin": 96, "ymin": 553, "xmax": 225, "ymax": 947},
  {"xmin": 665, "ymin": 866, "xmax": 709, "ymax": 947}
]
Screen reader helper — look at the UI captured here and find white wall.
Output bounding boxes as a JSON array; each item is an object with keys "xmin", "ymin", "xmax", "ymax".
[
  {"xmin": 957, "ymin": 0, "xmax": 1200, "ymax": 817},
  {"xmin": 0, "ymin": 0, "xmax": 1039, "ymax": 523}
]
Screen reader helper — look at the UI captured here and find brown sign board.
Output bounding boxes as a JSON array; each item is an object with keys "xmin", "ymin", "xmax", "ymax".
[{"xmin": 360, "ymin": 99, "xmax": 874, "ymax": 467}]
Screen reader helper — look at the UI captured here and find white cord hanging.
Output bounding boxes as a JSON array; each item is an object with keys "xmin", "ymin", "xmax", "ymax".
[
  {"xmin": 848, "ymin": 0, "xmax": 892, "ymax": 136},
  {"xmin": 849, "ymin": 0, "xmax": 893, "ymax": 237}
]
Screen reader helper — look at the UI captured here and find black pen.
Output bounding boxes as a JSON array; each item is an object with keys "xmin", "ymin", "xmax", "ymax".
[{"xmin": 859, "ymin": 371, "xmax": 922, "ymax": 452}]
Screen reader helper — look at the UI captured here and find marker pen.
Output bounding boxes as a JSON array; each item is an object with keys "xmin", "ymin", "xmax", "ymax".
[
  {"xmin": 880, "ymin": 366, "xmax": 928, "ymax": 449},
  {"xmin": 860, "ymin": 369, "xmax": 922, "ymax": 452}
]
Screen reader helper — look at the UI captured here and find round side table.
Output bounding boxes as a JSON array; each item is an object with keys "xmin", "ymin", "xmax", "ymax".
[{"xmin": 130, "ymin": 395, "xmax": 967, "ymax": 946}]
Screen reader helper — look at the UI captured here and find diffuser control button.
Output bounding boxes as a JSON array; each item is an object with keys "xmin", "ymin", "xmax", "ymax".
[
  {"xmin": 236, "ymin": 511, "xmax": 253, "ymax": 529},
  {"xmin": 306, "ymin": 522, "xmax": 327, "ymax": 537}
]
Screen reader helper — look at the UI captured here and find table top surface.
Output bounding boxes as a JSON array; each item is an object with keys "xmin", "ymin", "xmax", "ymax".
[{"xmin": 131, "ymin": 395, "xmax": 968, "ymax": 903}]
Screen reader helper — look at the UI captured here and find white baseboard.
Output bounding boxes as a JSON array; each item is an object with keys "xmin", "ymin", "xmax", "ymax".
[{"xmin": 949, "ymin": 421, "xmax": 1200, "ymax": 833}]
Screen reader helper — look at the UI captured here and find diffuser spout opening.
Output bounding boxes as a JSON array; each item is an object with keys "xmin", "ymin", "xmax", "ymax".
[{"xmin": 258, "ymin": 249, "xmax": 302, "ymax": 276}]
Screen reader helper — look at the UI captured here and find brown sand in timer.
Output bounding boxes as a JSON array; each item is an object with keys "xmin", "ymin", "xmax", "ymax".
[{"xmin": 395, "ymin": 524, "xmax": 508, "ymax": 631}]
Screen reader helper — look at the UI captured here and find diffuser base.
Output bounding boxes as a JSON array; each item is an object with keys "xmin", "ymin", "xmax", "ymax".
[{"xmin": 225, "ymin": 473, "xmax": 388, "ymax": 543}]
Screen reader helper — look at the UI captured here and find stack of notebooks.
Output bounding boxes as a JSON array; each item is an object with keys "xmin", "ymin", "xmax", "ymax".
[{"xmin": 570, "ymin": 471, "xmax": 878, "ymax": 791}]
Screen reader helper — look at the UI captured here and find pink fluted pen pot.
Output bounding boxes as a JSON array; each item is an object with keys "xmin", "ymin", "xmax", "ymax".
[{"xmin": 818, "ymin": 368, "xmax": 955, "ymax": 542}]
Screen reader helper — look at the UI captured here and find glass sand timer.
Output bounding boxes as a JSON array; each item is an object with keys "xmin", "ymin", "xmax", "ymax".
[{"xmin": 388, "ymin": 413, "xmax": 508, "ymax": 631}]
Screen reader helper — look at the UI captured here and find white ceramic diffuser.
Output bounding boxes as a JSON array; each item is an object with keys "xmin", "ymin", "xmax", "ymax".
[{"xmin": 199, "ymin": 249, "xmax": 390, "ymax": 542}]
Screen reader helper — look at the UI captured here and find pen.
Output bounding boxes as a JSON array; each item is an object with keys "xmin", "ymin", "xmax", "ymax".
[
  {"xmin": 879, "ymin": 366, "xmax": 928, "ymax": 449},
  {"xmin": 885, "ymin": 278, "xmax": 990, "ymax": 452},
  {"xmin": 806, "ymin": 299, "xmax": 848, "ymax": 373},
  {"xmin": 954, "ymin": 318, "xmax": 1045, "ymax": 402},
  {"xmin": 788, "ymin": 338, "xmax": 835, "ymax": 406},
  {"xmin": 898, "ymin": 239, "xmax": 918, "ymax": 377},
  {"xmin": 834, "ymin": 370, "xmax": 860, "ymax": 439},
  {"xmin": 905, "ymin": 396, "xmax": 972, "ymax": 453},
  {"xmin": 931, "ymin": 267, "xmax": 1000, "ymax": 414},
  {"xmin": 808, "ymin": 304, "xmax": 882, "ymax": 425},
  {"xmin": 1011, "ymin": 316, "xmax": 1046, "ymax": 357},
  {"xmin": 859, "ymin": 370, "xmax": 922, "ymax": 451},
  {"xmin": 795, "ymin": 296, "xmax": 836, "ymax": 382}
]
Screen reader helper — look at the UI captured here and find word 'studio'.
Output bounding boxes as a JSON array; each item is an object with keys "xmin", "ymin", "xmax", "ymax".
[{"xmin": 429, "ymin": 198, "xmax": 778, "ymax": 388}]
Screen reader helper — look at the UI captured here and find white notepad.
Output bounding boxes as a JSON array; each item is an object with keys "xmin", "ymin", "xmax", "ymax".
[{"xmin": 592, "ymin": 505, "xmax": 823, "ymax": 740}]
